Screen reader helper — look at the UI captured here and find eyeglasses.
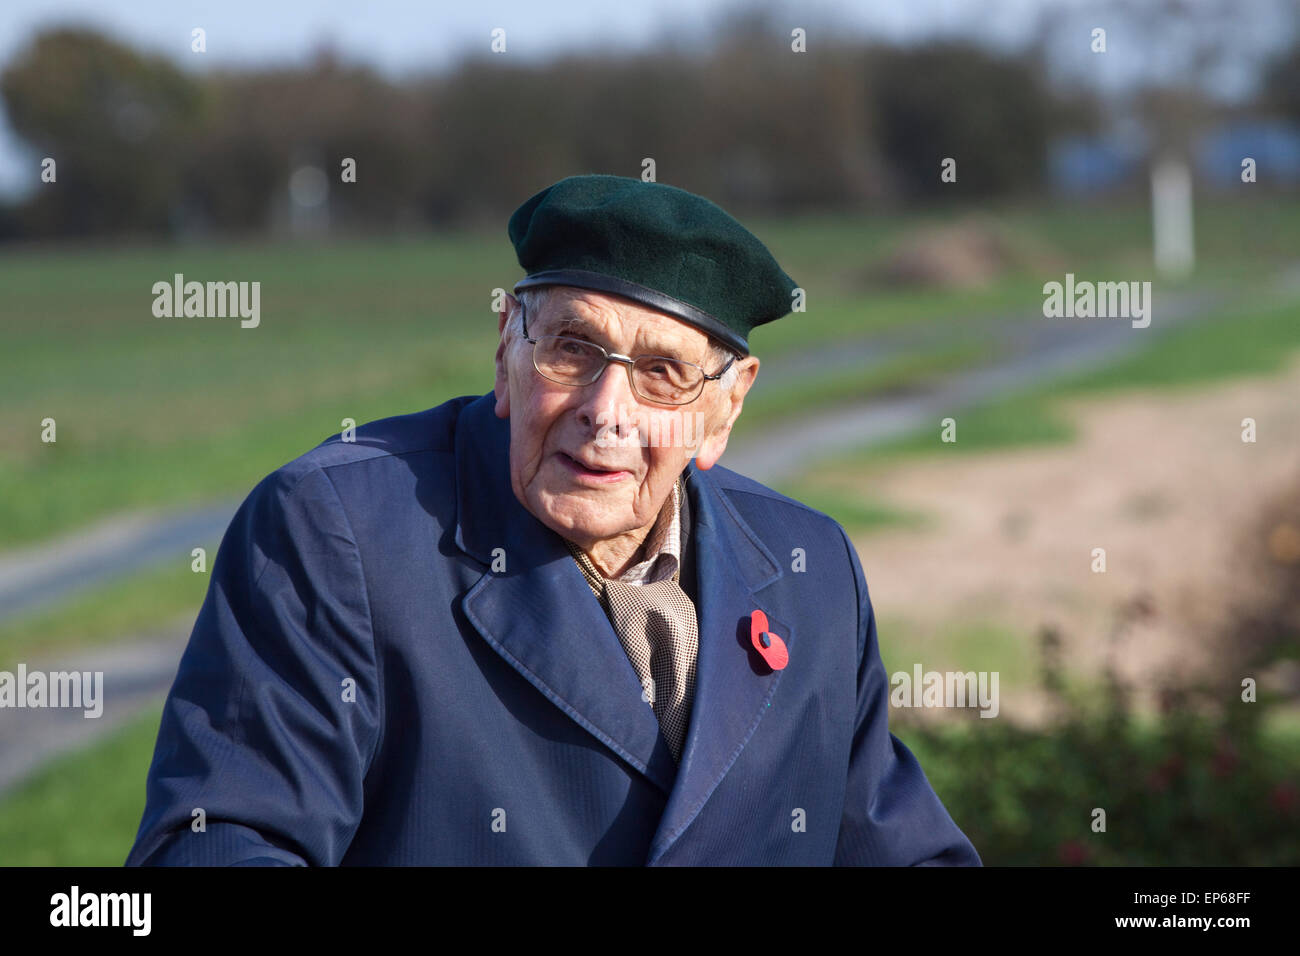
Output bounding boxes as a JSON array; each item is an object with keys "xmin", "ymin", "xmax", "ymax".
[{"xmin": 519, "ymin": 300, "xmax": 736, "ymax": 406}]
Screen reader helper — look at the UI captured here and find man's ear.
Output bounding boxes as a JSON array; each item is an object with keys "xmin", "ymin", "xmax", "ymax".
[
  {"xmin": 493, "ymin": 294, "xmax": 517, "ymax": 420},
  {"xmin": 693, "ymin": 356, "xmax": 759, "ymax": 470}
]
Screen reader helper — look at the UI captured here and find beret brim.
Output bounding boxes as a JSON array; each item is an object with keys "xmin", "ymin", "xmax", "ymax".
[{"xmin": 513, "ymin": 268, "xmax": 750, "ymax": 357}]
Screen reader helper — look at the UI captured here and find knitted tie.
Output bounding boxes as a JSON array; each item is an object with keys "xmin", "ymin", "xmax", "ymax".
[{"xmin": 566, "ymin": 480, "xmax": 699, "ymax": 762}]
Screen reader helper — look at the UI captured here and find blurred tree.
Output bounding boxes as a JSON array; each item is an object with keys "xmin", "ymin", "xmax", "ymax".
[
  {"xmin": 1, "ymin": 28, "xmax": 203, "ymax": 236},
  {"xmin": 425, "ymin": 56, "xmax": 587, "ymax": 225},
  {"xmin": 0, "ymin": 19, "xmax": 1177, "ymax": 240},
  {"xmin": 868, "ymin": 42, "xmax": 1055, "ymax": 202},
  {"xmin": 183, "ymin": 53, "xmax": 430, "ymax": 234}
]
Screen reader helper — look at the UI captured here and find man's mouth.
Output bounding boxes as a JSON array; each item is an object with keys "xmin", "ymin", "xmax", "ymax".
[{"xmin": 557, "ymin": 452, "xmax": 630, "ymax": 482}]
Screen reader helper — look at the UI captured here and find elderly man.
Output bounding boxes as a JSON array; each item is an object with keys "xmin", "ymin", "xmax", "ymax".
[{"xmin": 126, "ymin": 174, "xmax": 980, "ymax": 866}]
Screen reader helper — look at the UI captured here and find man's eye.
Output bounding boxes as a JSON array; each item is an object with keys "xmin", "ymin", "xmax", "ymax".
[{"xmin": 644, "ymin": 360, "xmax": 688, "ymax": 381}]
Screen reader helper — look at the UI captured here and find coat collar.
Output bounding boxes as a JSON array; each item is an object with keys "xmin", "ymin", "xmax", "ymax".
[{"xmin": 453, "ymin": 392, "xmax": 794, "ymax": 864}]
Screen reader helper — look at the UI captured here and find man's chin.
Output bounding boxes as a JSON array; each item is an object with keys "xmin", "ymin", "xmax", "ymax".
[{"xmin": 531, "ymin": 496, "xmax": 621, "ymax": 539}]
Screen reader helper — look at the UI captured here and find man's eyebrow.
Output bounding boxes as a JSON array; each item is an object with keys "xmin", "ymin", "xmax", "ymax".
[
  {"xmin": 546, "ymin": 313, "xmax": 594, "ymax": 336},
  {"xmin": 544, "ymin": 312, "xmax": 695, "ymax": 360}
]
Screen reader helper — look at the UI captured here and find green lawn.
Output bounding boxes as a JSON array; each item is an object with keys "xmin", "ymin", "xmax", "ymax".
[
  {"xmin": 0, "ymin": 704, "xmax": 162, "ymax": 866},
  {"xmin": 734, "ymin": 339, "xmax": 995, "ymax": 440},
  {"xmin": 0, "ymin": 558, "xmax": 208, "ymax": 673},
  {"xmin": 820, "ymin": 291, "xmax": 1300, "ymax": 469},
  {"xmin": 4, "ymin": 195, "xmax": 1297, "ymax": 549},
  {"xmin": 875, "ymin": 616, "xmax": 1040, "ymax": 697}
]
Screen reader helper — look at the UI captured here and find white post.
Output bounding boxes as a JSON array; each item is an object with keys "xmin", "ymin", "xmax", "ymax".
[{"xmin": 1151, "ymin": 158, "xmax": 1194, "ymax": 279}]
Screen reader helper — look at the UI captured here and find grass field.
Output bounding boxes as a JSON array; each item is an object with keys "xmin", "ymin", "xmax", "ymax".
[
  {"xmin": 818, "ymin": 288, "xmax": 1300, "ymax": 470},
  {"xmin": 0, "ymin": 704, "xmax": 161, "ymax": 866},
  {"xmin": 3, "ymin": 194, "xmax": 1296, "ymax": 550},
  {"xmin": 0, "ymin": 557, "xmax": 209, "ymax": 673}
]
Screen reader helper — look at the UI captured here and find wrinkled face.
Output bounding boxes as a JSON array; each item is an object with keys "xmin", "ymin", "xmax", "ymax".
[{"xmin": 493, "ymin": 287, "xmax": 758, "ymax": 550}]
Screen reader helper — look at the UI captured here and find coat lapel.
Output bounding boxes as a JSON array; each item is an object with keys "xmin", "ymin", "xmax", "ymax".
[
  {"xmin": 453, "ymin": 393, "xmax": 678, "ymax": 795},
  {"xmin": 646, "ymin": 459, "xmax": 793, "ymax": 864}
]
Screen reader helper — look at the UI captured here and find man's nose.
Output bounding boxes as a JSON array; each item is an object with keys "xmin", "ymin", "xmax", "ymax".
[{"xmin": 575, "ymin": 359, "xmax": 639, "ymax": 439}]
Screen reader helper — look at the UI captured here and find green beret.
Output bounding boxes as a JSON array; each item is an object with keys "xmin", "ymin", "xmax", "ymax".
[{"xmin": 509, "ymin": 174, "xmax": 798, "ymax": 357}]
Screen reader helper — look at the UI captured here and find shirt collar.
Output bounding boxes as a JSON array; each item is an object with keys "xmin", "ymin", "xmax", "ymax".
[
  {"xmin": 616, "ymin": 475, "xmax": 682, "ymax": 585},
  {"xmin": 565, "ymin": 475, "xmax": 683, "ymax": 587}
]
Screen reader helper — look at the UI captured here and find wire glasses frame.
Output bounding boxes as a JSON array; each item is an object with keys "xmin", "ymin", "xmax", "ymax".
[{"xmin": 518, "ymin": 299, "xmax": 737, "ymax": 406}]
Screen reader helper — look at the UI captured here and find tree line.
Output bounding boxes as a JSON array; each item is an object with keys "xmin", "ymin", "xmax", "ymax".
[{"xmin": 0, "ymin": 14, "xmax": 1292, "ymax": 241}]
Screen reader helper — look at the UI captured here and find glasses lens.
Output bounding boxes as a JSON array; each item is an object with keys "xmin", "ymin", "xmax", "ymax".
[
  {"xmin": 536, "ymin": 335, "xmax": 604, "ymax": 384},
  {"xmin": 633, "ymin": 356, "xmax": 703, "ymax": 404}
]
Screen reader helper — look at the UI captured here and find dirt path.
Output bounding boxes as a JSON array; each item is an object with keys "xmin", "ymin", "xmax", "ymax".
[{"xmin": 844, "ymin": 354, "xmax": 1300, "ymax": 725}]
